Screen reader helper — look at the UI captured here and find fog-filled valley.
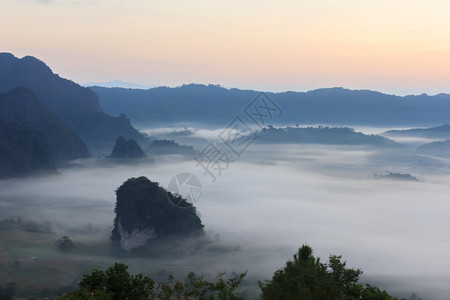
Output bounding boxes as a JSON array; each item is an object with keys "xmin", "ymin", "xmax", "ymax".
[{"xmin": 2, "ymin": 129, "xmax": 450, "ymax": 298}]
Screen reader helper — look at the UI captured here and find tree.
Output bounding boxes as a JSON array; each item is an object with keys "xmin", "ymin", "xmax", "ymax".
[
  {"xmin": 58, "ymin": 262, "xmax": 246, "ymax": 300},
  {"xmin": 55, "ymin": 236, "xmax": 75, "ymax": 252},
  {"xmin": 259, "ymin": 244, "xmax": 400, "ymax": 300},
  {"xmin": 0, "ymin": 281, "xmax": 15, "ymax": 300}
]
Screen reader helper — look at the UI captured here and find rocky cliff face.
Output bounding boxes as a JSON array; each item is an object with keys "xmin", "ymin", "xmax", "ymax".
[
  {"xmin": 115, "ymin": 221, "xmax": 156, "ymax": 252},
  {"xmin": 0, "ymin": 87, "xmax": 90, "ymax": 162},
  {"xmin": 111, "ymin": 177, "xmax": 204, "ymax": 252},
  {"xmin": 0, "ymin": 53, "xmax": 148, "ymax": 154},
  {"xmin": 110, "ymin": 136, "xmax": 146, "ymax": 159},
  {"xmin": 0, "ymin": 120, "xmax": 56, "ymax": 178}
]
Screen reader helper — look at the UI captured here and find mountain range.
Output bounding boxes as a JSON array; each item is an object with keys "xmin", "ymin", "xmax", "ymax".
[
  {"xmin": 83, "ymin": 80, "xmax": 154, "ymax": 89},
  {"xmin": 2, "ymin": 52, "xmax": 450, "ymax": 178},
  {"xmin": 91, "ymin": 85, "xmax": 450, "ymax": 128},
  {"xmin": 384, "ymin": 124, "xmax": 450, "ymax": 140},
  {"xmin": 0, "ymin": 53, "xmax": 148, "ymax": 153},
  {"xmin": 250, "ymin": 126, "xmax": 403, "ymax": 147}
]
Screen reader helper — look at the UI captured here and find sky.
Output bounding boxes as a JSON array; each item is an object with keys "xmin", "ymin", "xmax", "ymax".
[{"xmin": 1, "ymin": 0, "xmax": 450, "ymax": 95}]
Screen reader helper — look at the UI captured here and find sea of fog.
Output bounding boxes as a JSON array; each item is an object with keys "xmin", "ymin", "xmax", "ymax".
[
  {"xmin": 1, "ymin": 143, "xmax": 450, "ymax": 299},
  {"xmin": 140, "ymin": 124, "xmax": 447, "ymax": 149}
]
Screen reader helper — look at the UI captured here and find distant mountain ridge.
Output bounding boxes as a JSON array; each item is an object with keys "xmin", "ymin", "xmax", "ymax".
[
  {"xmin": 384, "ymin": 124, "xmax": 450, "ymax": 140},
  {"xmin": 83, "ymin": 80, "xmax": 154, "ymax": 89},
  {"xmin": 147, "ymin": 139, "xmax": 196, "ymax": 155},
  {"xmin": 91, "ymin": 85, "xmax": 450, "ymax": 127},
  {"xmin": 247, "ymin": 126, "xmax": 403, "ymax": 147},
  {"xmin": 0, "ymin": 53, "xmax": 148, "ymax": 154},
  {"xmin": 416, "ymin": 140, "xmax": 450, "ymax": 158}
]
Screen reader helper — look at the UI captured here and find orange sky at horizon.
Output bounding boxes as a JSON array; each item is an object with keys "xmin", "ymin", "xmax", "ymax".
[{"xmin": 1, "ymin": 0, "xmax": 450, "ymax": 95}]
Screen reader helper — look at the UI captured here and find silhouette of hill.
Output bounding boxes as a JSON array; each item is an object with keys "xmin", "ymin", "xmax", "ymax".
[
  {"xmin": 0, "ymin": 120, "xmax": 56, "ymax": 179},
  {"xmin": 250, "ymin": 126, "xmax": 402, "ymax": 147},
  {"xmin": 416, "ymin": 140, "xmax": 450, "ymax": 158},
  {"xmin": 147, "ymin": 139, "xmax": 195, "ymax": 155},
  {"xmin": 110, "ymin": 136, "xmax": 146, "ymax": 159},
  {"xmin": 91, "ymin": 85, "xmax": 450, "ymax": 127},
  {"xmin": 384, "ymin": 124, "xmax": 450, "ymax": 140},
  {"xmin": 374, "ymin": 171, "xmax": 419, "ymax": 181},
  {"xmin": 0, "ymin": 53, "xmax": 147, "ymax": 153},
  {"xmin": 83, "ymin": 80, "xmax": 154, "ymax": 89},
  {"xmin": 0, "ymin": 87, "xmax": 90, "ymax": 161}
]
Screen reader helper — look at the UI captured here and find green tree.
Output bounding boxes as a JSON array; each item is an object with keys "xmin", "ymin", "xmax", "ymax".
[
  {"xmin": 55, "ymin": 236, "xmax": 75, "ymax": 252},
  {"xmin": 58, "ymin": 262, "xmax": 246, "ymax": 300},
  {"xmin": 0, "ymin": 282, "xmax": 15, "ymax": 300},
  {"xmin": 259, "ymin": 244, "xmax": 400, "ymax": 300}
]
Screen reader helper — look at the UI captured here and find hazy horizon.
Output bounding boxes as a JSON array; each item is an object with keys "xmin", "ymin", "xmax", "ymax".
[{"xmin": 81, "ymin": 79, "xmax": 450, "ymax": 97}]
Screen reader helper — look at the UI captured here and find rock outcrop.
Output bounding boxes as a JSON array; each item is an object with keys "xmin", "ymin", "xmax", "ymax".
[
  {"xmin": 110, "ymin": 136, "xmax": 146, "ymax": 159},
  {"xmin": 111, "ymin": 177, "xmax": 204, "ymax": 252}
]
